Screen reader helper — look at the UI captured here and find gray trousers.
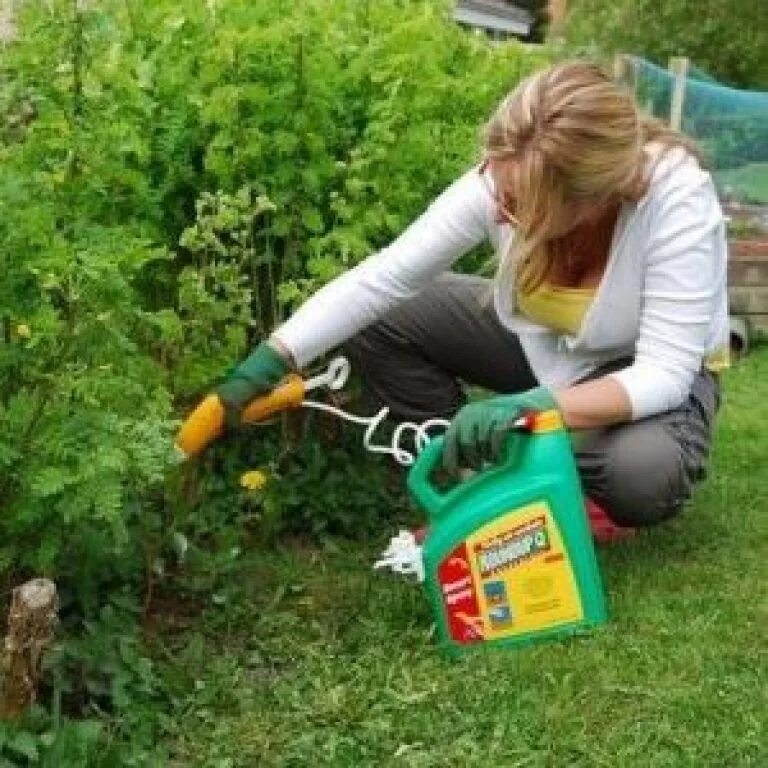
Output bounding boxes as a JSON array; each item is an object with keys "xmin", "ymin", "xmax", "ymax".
[{"xmin": 343, "ymin": 274, "xmax": 720, "ymax": 527}]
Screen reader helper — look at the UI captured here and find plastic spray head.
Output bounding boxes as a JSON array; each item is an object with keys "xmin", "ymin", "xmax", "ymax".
[{"xmin": 373, "ymin": 530, "xmax": 425, "ymax": 582}]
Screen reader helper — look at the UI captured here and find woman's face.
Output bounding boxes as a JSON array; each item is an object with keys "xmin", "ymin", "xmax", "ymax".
[{"xmin": 481, "ymin": 156, "xmax": 615, "ymax": 234}]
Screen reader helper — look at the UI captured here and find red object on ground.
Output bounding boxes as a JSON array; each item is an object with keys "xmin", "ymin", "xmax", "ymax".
[{"xmin": 585, "ymin": 497, "xmax": 636, "ymax": 544}]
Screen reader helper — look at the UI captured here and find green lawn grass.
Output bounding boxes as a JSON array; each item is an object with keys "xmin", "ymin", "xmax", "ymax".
[
  {"xmin": 154, "ymin": 347, "xmax": 768, "ymax": 767},
  {"xmin": 715, "ymin": 163, "xmax": 768, "ymax": 205}
]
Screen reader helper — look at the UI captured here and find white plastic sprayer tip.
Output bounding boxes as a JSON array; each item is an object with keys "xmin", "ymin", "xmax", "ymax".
[{"xmin": 373, "ymin": 530, "xmax": 425, "ymax": 582}]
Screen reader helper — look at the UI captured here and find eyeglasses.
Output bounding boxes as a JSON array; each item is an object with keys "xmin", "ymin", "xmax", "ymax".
[{"xmin": 479, "ymin": 159, "xmax": 519, "ymax": 227}]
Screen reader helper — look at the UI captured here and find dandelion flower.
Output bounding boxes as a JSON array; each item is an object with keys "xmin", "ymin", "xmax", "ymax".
[
  {"xmin": 16, "ymin": 324, "xmax": 31, "ymax": 339},
  {"xmin": 240, "ymin": 469, "xmax": 268, "ymax": 491}
]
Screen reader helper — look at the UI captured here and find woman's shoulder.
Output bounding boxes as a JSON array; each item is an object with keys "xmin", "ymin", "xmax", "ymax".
[
  {"xmin": 640, "ymin": 141, "xmax": 721, "ymax": 219},
  {"xmin": 633, "ymin": 142, "xmax": 726, "ymax": 256},
  {"xmin": 642, "ymin": 142, "xmax": 712, "ymax": 198}
]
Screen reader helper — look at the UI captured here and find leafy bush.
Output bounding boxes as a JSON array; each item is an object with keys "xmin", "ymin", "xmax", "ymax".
[
  {"xmin": 1, "ymin": 0, "xmax": 549, "ymax": 587},
  {"xmin": 1, "ymin": 0, "xmax": 551, "ymax": 749}
]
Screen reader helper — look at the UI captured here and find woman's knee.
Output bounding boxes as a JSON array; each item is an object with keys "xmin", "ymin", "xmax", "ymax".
[
  {"xmin": 576, "ymin": 422, "xmax": 694, "ymax": 527},
  {"xmin": 602, "ymin": 427, "xmax": 692, "ymax": 527}
]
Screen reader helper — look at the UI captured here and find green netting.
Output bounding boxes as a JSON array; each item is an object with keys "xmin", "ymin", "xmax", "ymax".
[{"xmin": 629, "ymin": 56, "xmax": 768, "ymax": 205}]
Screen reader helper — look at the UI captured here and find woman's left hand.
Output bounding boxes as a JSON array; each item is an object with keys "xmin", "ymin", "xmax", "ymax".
[{"xmin": 441, "ymin": 387, "xmax": 558, "ymax": 474}]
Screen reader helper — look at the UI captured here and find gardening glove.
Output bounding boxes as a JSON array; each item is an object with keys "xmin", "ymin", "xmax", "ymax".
[
  {"xmin": 215, "ymin": 341, "xmax": 292, "ymax": 430},
  {"xmin": 441, "ymin": 387, "xmax": 558, "ymax": 475}
]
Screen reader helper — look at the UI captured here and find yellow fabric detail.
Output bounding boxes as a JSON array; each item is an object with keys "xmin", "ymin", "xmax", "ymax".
[
  {"xmin": 705, "ymin": 345, "xmax": 730, "ymax": 372},
  {"xmin": 516, "ymin": 283, "xmax": 596, "ymax": 336},
  {"xmin": 516, "ymin": 282, "xmax": 730, "ymax": 372}
]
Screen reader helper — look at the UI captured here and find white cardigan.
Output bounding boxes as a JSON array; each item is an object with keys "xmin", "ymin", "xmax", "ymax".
[{"xmin": 275, "ymin": 146, "xmax": 729, "ymax": 420}]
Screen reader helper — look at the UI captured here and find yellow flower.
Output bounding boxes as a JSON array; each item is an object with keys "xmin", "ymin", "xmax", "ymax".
[
  {"xmin": 16, "ymin": 323, "xmax": 31, "ymax": 339},
  {"xmin": 240, "ymin": 469, "xmax": 268, "ymax": 492}
]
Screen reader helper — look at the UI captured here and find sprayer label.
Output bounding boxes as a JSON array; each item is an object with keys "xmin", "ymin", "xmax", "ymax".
[
  {"xmin": 438, "ymin": 501, "xmax": 583, "ymax": 645},
  {"xmin": 477, "ymin": 517, "xmax": 550, "ymax": 577},
  {"xmin": 437, "ymin": 542, "xmax": 484, "ymax": 645}
]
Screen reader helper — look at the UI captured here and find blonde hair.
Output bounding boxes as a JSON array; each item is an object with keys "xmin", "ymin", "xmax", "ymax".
[{"xmin": 484, "ymin": 60, "xmax": 701, "ymax": 293}]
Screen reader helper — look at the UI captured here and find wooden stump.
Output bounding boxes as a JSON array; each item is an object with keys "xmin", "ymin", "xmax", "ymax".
[{"xmin": 0, "ymin": 579, "xmax": 58, "ymax": 720}]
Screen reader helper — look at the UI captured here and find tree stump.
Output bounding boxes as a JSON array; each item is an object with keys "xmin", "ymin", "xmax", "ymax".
[{"xmin": 0, "ymin": 578, "xmax": 58, "ymax": 720}]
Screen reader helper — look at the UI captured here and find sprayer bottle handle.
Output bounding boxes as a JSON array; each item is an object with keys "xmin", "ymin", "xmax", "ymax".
[
  {"xmin": 407, "ymin": 412, "xmax": 560, "ymax": 519},
  {"xmin": 406, "ymin": 436, "xmax": 449, "ymax": 518}
]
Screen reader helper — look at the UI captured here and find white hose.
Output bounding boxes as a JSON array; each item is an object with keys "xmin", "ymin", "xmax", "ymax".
[{"xmin": 300, "ymin": 399, "xmax": 449, "ymax": 467}]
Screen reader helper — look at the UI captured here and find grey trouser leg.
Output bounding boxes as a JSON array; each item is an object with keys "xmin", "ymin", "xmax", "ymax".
[
  {"xmin": 343, "ymin": 273, "xmax": 720, "ymax": 527},
  {"xmin": 574, "ymin": 369, "xmax": 720, "ymax": 527}
]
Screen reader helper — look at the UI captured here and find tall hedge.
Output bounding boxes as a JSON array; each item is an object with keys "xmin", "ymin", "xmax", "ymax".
[{"xmin": 0, "ymin": 0, "xmax": 551, "ymax": 597}]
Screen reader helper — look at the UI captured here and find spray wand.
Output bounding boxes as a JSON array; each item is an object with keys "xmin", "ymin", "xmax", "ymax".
[{"xmin": 175, "ymin": 356, "xmax": 450, "ymax": 467}]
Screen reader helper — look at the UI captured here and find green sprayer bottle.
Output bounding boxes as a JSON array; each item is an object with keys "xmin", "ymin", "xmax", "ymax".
[{"xmin": 406, "ymin": 410, "xmax": 607, "ymax": 657}]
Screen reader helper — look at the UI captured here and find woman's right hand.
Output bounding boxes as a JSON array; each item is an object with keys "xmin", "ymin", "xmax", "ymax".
[{"xmin": 215, "ymin": 340, "xmax": 292, "ymax": 429}]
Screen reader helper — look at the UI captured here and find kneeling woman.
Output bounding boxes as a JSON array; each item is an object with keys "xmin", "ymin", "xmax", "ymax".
[{"xmin": 214, "ymin": 60, "xmax": 728, "ymax": 531}]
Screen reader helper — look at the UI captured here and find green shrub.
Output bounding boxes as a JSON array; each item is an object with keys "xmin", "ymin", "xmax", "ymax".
[
  {"xmin": 0, "ymin": 0, "xmax": 554, "ymax": 756},
  {"xmin": 0, "ymin": 7, "xmax": 551, "ymax": 748},
  {"xmin": 2, "ymin": 0, "xmax": 550, "ymax": 589}
]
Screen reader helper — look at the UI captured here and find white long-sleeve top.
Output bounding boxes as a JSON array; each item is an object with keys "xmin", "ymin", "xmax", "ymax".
[{"xmin": 275, "ymin": 145, "xmax": 729, "ymax": 420}]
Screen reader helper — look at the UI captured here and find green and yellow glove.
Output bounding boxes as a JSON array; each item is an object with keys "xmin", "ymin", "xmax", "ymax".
[
  {"xmin": 215, "ymin": 341, "xmax": 291, "ymax": 430},
  {"xmin": 441, "ymin": 387, "xmax": 558, "ymax": 474}
]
